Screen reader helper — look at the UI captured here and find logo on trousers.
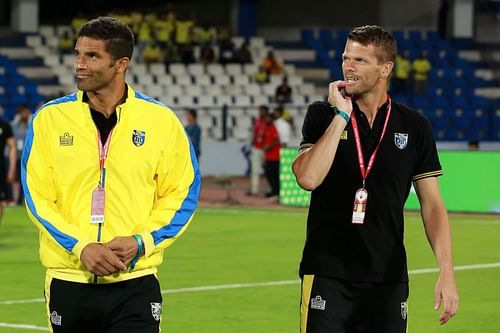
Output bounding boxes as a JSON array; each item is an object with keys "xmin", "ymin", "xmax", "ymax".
[
  {"xmin": 310, "ymin": 295, "xmax": 326, "ymax": 310},
  {"xmin": 151, "ymin": 302, "xmax": 162, "ymax": 321},
  {"xmin": 50, "ymin": 311, "xmax": 62, "ymax": 326},
  {"xmin": 401, "ymin": 301, "xmax": 408, "ymax": 320}
]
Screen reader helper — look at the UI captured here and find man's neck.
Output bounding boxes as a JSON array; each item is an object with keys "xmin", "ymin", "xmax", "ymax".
[
  {"xmin": 354, "ymin": 90, "xmax": 388, "ymax": 127},
  {"xmin": 86, "ymin": 83, "xmax": 126, "ymax": 118}
]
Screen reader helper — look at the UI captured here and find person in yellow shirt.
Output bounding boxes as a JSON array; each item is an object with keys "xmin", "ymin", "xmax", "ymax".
[
  {"xmin": 154, "ymin": 13, "xmax": 175, "ymax": 48},
  {"xmin": 137, "ymin": 20, "xmax": 154, "ymax": 62},
  {"xmin": 175, "ymin": 18, "xmax": 195, "ymax": 45},
  {"xmin": 412, "ymin": 52, "xmax": 432, "ymax": 95},
  {"xmin": 58, "ymin": 30, "xmax": 74, "ymax": 54},
  {"xmin": 255, "ymin": 65, "xmax": 269, "ymax": 84},
  {"xmin": 71, "ymin": 13, "xmax": 87, "ymax": 36},
  {"xmin": 143, "ymin": 42, "xmax": 164, "ymax": 65},
  {"xmin": 392, "ymin": 51, "xmax": 411, "ymax": 95},
  {"xmin": 22, "ymin": 17, "xmax": 200, "ymax": 332}
]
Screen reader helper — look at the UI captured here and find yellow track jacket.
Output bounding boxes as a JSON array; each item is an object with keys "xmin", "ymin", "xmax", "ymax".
[{"xmin": 21, "ymin": 85, "xmax": 201, "ymax": 284}]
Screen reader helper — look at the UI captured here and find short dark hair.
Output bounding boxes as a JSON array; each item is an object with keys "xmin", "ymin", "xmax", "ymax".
[
  {"xmin": 77, "ymin": 16, "xmax": 134, "ymax": 60},
  {"xmin": 186, "ymin": 108, "xmax": 197, "ymax": 119},
  {"xmin": 347, "ymin": 25, "xmax": 396, "ymax": 64}
]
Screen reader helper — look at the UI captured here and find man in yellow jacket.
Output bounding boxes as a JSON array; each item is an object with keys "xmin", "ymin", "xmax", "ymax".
[{"xmin": 21, "ymin": 17, "xmax": 201, "ymax": 332}]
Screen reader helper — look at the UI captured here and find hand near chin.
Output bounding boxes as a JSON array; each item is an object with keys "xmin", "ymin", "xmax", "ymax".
[{"xmin": 328, "ymin": 80, "xmax": 353, "ymax": 115}]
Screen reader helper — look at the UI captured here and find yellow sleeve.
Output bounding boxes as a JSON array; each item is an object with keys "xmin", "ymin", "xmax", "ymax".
[
  {"xmin": 21, "ymin": 110, "xmax": 93, "ymax": 259},
  {"xmin": 135, "ymin": 114, "xmax": 201, "ymax": 257}
]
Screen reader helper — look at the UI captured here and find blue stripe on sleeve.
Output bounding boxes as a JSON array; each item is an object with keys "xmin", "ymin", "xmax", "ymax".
[
  {"xmin": 21, "ymin": 103, "xmax": 79, "ymax": 252},
  {"xmin": 151, "ymin": 142, "xmax": 201, "ymax": 245},
  {"xmin": 135, "ymin": 91, "xmax": 166, "ymax": 107}
]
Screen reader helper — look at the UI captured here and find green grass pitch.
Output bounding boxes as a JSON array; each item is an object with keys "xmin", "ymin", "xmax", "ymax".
[{"xmin": 0, "ymin": 206, "xmax": 499, "ymax": 332}]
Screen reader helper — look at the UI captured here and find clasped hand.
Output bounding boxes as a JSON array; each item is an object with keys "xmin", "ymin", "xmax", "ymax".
[{"xmin": 80, "ymin": 237, "xmax": 139, "ymax": 276}]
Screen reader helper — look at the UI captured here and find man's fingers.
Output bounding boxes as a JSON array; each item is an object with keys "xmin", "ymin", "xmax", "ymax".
[
  {"xmin": 105, "ymin": 252, "xmax": 126, "ymax": 271},
  {"xmin": 434, "ymin": 290, "xmax": 441, "ymax": 311},
  {"xmin": 328, "ymin": 81, "xmax": 346, "ymax": 105},
  {"xmin": 439, "ymin": 297, "xmax": 458, "ymax": 324}
]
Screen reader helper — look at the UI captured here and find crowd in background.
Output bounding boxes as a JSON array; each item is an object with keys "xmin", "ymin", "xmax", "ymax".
[
  {"xmin": 58, "ymin": 4, "xmax": 254, "ymax": 68},
  {"xmin": 392, "ymin": 51, "xmax": 432, "ymax": 96},
  {"xmin": 29, "ymin": 5, "xmax": 440, "ymax": 202}
]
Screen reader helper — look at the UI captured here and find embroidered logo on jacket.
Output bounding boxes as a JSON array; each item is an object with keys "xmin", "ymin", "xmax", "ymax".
[
  {"xmin": 132, "ymin": 130, "xmax": 146, "ymax": 147},
  {"xmin": 59, "ymin": 133, "xmax": 74, "ymax": 146},
  {"xmin": 151, "ymin": 302, "xmax": 162, "ymax": 321},
  {"xmin": 394, "ymin": 133, "xmax": 408, "ymax": 150}
]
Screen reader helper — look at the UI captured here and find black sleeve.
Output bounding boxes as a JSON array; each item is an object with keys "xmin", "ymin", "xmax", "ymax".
[
  {"xmin": 412, "ymin": 117, "xmax": 443, "ymax": 181},
  {"xmin": 299, "ymin": 101, "xmax": 335, "ymax": 151}
]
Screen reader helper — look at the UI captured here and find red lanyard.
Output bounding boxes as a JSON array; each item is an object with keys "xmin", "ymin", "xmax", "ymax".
[
  {"xmin": 97, "ymin": 130, "xmax": 113, "ymax": 171},
  {"xmin": 350, "ymin": 98, "xmax": 392, "ymax": 187}
]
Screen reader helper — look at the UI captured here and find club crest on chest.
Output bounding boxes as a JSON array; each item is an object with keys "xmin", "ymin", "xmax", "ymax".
[
  {"xmin": 394, "ymin": 133, "xmax": 408, "ymax": 150},
  {"xmin": 132, "ymin": 130, "xmax": 146, "ymax": 147}
]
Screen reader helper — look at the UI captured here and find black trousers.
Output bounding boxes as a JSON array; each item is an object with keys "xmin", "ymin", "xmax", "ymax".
[
  {"xmin": 300, "ymin": 275, "xmax": 408, "ymax": 333},
  {"xmin": 45, "ymin": 275, "xmax": 162, "ymax": 333},
  {"xmin": 264, "ymin": 160, "xmax": 280, "ymax": 196}
]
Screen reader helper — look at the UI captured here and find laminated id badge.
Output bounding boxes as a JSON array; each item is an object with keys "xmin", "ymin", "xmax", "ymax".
[
  {"xmin": 90, "ymin": 187, "xmax": 105, "ymax": 224},
  {"xmin": 352, "ymin": 188, "xmax": 368, "ymax": 224}
]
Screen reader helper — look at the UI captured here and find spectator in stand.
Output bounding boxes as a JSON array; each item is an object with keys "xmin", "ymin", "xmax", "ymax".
[
  {"xmin": 71, "ymin": 12, "xmax": 87, "ymax": 36},
  {"xmin": 255, "ymin": 65, "xmax": 269, "ymax": 84},
  {"xmin": 59, "ymin": 30, "xmax": 74, "ymax": 54},
  {"xmin": 136, "ymin": 19, "xmax": 154, "ymax": 62},
  {"xmin": 175, "ymin": 16, "xmax": 195, "ymax": 46},
  {"xmin": 142, "ymin": 42, "xmax": 164, "ymax": 66},
  {"xmin": 199, "ymin": 42, "xmax": 216, "ymax": 65},
  {"xmin": 273, "ymin": 105, "xmax": 291, "ymax": 147},
  {"xmin": 275, "ymin": 102, "xmax": 293, "ymax": 126},
  {"xmin": 129, "ymin": 9, "xmax": 143, "ymax": 38},
  {"xmin": 184, "ymin": 109, "xmax": 201, "ymax": 161},
  {"xmin": 219, "ymin": 37, "xmax": 235, "ymax": 65},
  {"xmin": 262, "ymin": 112, "xmax": 281, "ymax": 199},
  {"xmin": 412, "ymin": 52, "xmax": 432, "ymax": 95},
  {"xmin": 261, "ymin": 51, "xmax": 283, "ymax": 75},
  {"xmin": 248, "ymin": 105, "xmax": 268, "ymax": 196},
  {"xmin": 154, "ymin": 13, "xmax": 175, "ymax": 49},
  {"xmin": 275, "ymin": 76, "xmax": 292, "ymax": 103},
  {"xmin": 393, "ymin": 51, "xmax": 411, "ymax": 95},
  {"xmin": 10, "ymin": 104, "xmax": 32, "ymax": 205},
  {"xmin": 193, "ymin": 23, "xmax": 216, "ymax": 45},
  {"xmin": 233, "ymin": 41, "xmax": 253, "ymax": 64}
]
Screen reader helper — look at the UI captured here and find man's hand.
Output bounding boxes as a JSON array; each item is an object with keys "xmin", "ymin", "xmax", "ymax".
[
  {"xmin": 434, "ymin": 272, "xmax": 459, "ymax": 325},
  {"xmin": 328, "ymin": 80, "xmax": 353, "ymax": 115},
  {"xmin": 80, "ymin": 243, "xmax": 126, "ymax": 276},
  {"xmin": 105, "ymin": 236, "xmax": 140, "ymax": 267}
]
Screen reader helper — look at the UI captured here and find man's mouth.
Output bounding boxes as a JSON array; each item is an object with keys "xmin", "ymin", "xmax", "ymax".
[{"xmin": 345, "ymin": 76, "xmax": 359, "ymax": 84}]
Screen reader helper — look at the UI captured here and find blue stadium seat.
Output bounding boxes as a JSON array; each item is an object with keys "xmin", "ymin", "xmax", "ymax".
[
  {"xmin": 433, "ymin": 96, "xmax": 449, "ymax": 109},
  {"xmin": 451, "ymin": 95, "xmax": 468, "ymax": 109},
  {"xmin": 408, "ymin": 31, "xmax": 423, "ymax": 43},
  {"xmin": 412, "ymin": 95, "xmax": 431, "ymax": 109}
]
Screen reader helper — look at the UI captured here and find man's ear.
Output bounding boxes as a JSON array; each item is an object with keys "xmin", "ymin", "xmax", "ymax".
[
  {"xmin": 116, "ymin": 57, "xmax": 129, "ymax": 74},
  {"xmin": 382, "ymin": 61, "xmax": 394, "ymax": 79}
]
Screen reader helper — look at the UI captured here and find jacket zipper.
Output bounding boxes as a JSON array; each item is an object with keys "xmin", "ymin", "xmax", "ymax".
[{"xmin": 92, "ymin": 105, "xmax": 121, "ymax": 284}]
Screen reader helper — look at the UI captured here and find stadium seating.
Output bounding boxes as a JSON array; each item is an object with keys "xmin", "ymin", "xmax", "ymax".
[
  {"xmin": 298, "ymin": 28, "xmax": 499, "ymax": 142},
  {"xmin": 1, "ymin": 24, "xmax": 499, "ymax": 143}
]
